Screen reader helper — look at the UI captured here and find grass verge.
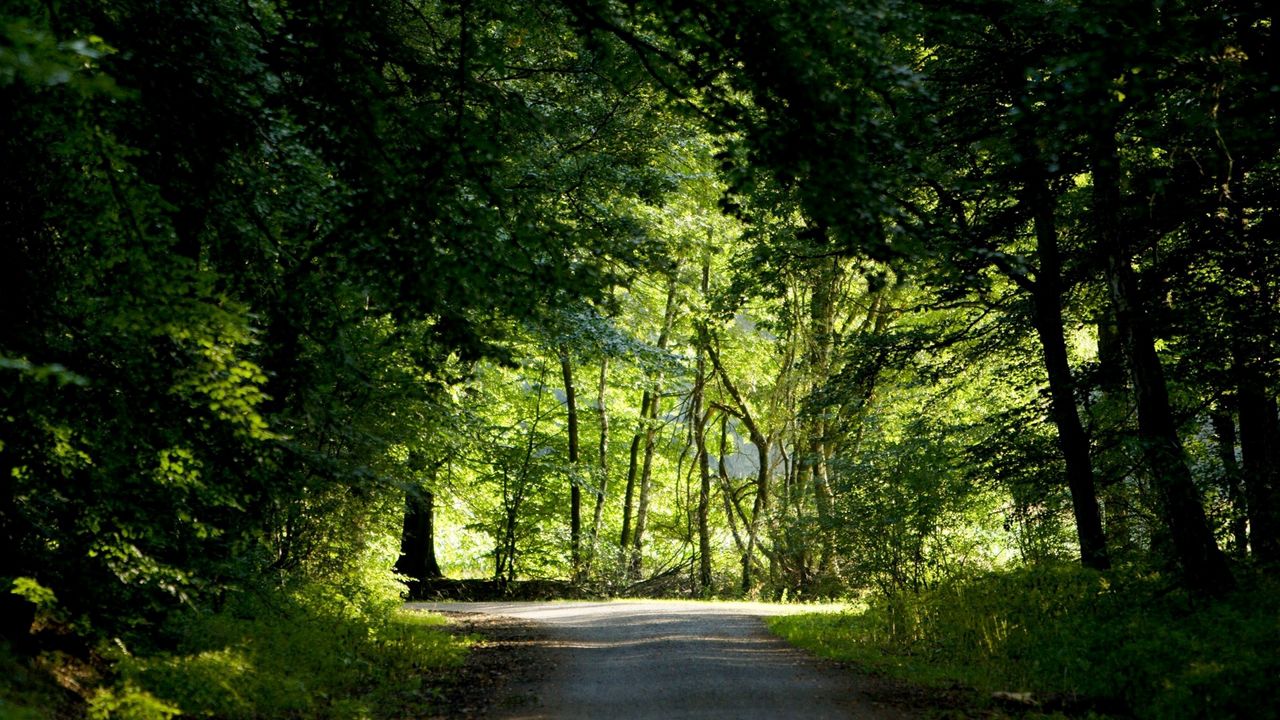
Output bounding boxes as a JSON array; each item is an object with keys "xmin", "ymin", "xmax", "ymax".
[
  {"xmin": 768, "ymin": 564, "xmax": 1280, "ymax": 719},
  {"xmin": 2, "ymin": 595, "xmax": 473, "ymax": 720}
]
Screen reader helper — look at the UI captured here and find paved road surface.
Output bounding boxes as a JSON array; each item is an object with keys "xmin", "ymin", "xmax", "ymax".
[{"xmin": 408, "ymin": 600, "xmax": 908, "ymax": 719}]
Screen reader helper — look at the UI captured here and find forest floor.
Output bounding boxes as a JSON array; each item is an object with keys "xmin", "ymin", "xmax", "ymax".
[{"xmin": 414, "ymin": 600, "xmax": 975, "ymax": 719}]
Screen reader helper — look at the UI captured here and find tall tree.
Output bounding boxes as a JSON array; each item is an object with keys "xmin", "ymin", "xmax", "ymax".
[{"xmin": 561, "ymin": 348, "xmax": 583, "ymax": 576}]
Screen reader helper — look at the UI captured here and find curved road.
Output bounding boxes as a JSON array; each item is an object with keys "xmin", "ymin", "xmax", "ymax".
[{"xmin": 408, "ymin": 600, "xmax": 908, "ymax": 719}]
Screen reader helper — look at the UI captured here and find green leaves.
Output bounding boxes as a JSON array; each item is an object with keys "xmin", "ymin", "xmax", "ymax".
[{"xmin": 0, "ymin": 16, "xmax": 118, "ymax": 93}]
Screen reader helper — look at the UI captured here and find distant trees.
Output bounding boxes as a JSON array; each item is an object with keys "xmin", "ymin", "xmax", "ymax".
[{"xmin": 562, "ymin": 0, "xmax": 1278, "ymax": 595}]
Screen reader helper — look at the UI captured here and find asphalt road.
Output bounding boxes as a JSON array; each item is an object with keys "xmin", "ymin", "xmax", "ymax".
[{"xmin": 408, "ymin": 600, "xmax": 909, "ymax": 720}]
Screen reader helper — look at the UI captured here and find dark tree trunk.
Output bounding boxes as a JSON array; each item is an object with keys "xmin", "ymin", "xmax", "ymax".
[
  {"xmin": 1211, "ymin": 405, "xmax": 1249, "ymax": 559},
  {"xmin": 590, "ymin": 358, "xmax": 610, "ymax": 558},
  {"xmin": 742, "ymin": 436, "xmax": 770, "ymax": 593},
  {"xmin": 397, "ymin": 488, "xmax": 443, "ymax": 595},
  {"xmin": 560, "ymin": 349, "xmax": 582, "ymax": 576},
  {"xmin": 1236, "ymin": 363, "xmax": 1280, "ymax": 565},
  {"xmin": 693, "ymin": 260, "xmax": 713, "ymax": 593},
  {"xmin": 696, "ymin": 417, "xmax": 713, "ymax": 593},
  {"xmin": 1021, "ymin": 156, "xmax": 1110, "ymax": 570},
  {"xmin": 619, "ymin": 389, "xmax": 651, "ymax": 549},
  {"xmin": 1092, "ymin": 129, "xmax": 1233, "ymax": 595}
]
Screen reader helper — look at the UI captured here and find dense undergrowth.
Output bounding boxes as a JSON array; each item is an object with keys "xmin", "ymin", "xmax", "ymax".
[
  {"xmin": 0, "ymin": 581, "xmax": 471, "ymax": 720},
  {"xmin": 769, "ymin": 564, "xmax": 1280, "ymax": 720}
]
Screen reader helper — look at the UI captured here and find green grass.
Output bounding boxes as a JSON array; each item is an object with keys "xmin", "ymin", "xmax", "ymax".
[
  {"xmin": 105, "ymin": 604, "xmax": 471, "ymax": 720},
  {"xmin": 2, "ymin": 597, "xmax": 474, "ymax": 720},
  {"xmin": 769, "ymin": 565, "xmax": 1280, "ymax": 719}
]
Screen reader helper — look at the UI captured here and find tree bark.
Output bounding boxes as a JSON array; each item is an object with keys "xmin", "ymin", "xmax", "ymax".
[
  {"xmin": 1021, "ymin": 153, "xmax": 1110, "ymax": 570},
  {"xmin": 560, "ymin": 348, "xmax": 582, "ymax": 577},
  {"xmin": 1092, "ymin": 128, "xmax": 1233, "ymax": 594},
  {"xmin": 1211, "ymin": 404, "xmax": 1249, "ymax": 559},
  {"xmin": 396, "ymin": 487, "xmax": 443, "ymax": 596},
  {"xmin": 807, "ymin": 257, "xmax": 839, "ymax": 576},
  {"xmin": 619, "ymin": 389, "xmax": 651, "ymax": 549},
  {"xmin": 693, "ymin": 260, "xmax": 713, "ymax": 593},
  {"xmin": 631, "ymin": 391, "xmax": 661, "ymax": 579},
  {"xmin": 1236, "ymin": 361, "xmax": 1280, "ymax": 564},
  {"xmin": 630, "ymin": 269, "xmax": 681, "ymax": 577},
  {"xmin": 590, "ymin": 358, "xmax": 610, "ymax": 557}
]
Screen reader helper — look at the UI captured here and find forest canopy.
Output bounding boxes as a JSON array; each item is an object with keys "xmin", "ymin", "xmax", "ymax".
[{"xmin": 2, "ymin": 0, "xmax": 1278, "ymax": 717}]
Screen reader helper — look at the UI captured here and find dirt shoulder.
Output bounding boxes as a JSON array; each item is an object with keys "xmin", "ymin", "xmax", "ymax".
[{"xmin": 427, "ymin": 612, "xmax": 553, "ymax": 719}]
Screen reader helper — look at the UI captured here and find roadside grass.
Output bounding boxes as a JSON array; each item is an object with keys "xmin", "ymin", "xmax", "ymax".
[
  {"xmin": 2, "ymin": 595, "xmax": 474, "ymax": 720},
  {"xmin": 768, "ymin": 564, "xmax": 1280, "ymax": 720}
]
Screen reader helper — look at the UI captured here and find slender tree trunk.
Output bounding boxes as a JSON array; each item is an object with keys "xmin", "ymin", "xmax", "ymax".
[
  {"xmin": 500, "ymin": 501, "xmax": 519, "ymax": 583},
  {"xmin": 1236, "ymin": 360, "xmax": 1280, "ymax": 564},
  {"xmin": 629, "ymin": 269, "xmax": 681, "ymax": 577},
  {"xmin": 396, "ymin": 487, "xmax": 443, "ymax": 598},
  {"xmin": 741, "ymin": 436, "xmax": 770, "ymax": 593},
  {"xmin": 696, "ymin": 415, "xmax": 713, "ymax": 593},
  {"xmin": 693, "ymin": 261, "xmax": 713, "ymax": 593},
  {"xmin": 1021, "ymin": 154, "xmax": 1110, "ymax": 570},
  {"xmin": 499, "ymin": 371, "xmax": 547, "ymax": 584},
  {"xmin": 1222, "ymin": 172, "xmax": 1279, "ymax": 565},
  {"xmin": 1092, "ymin": 128, "xmax": 1233, "ymax": 594},
  {"xmin": 1093, "ymin": 305, "xmax": 1137, "ymax": 555},
  {"xmin": 706, "ymin": 332, "xmax": 770, "ymax": 594},
  {"xmin": 590, "ymin": 358, "xmax": 610, "ymax": 557},
  {"xmin": 718, "ymin": 415, "xmax": 747, "ymax": 555},
  {"xmin": 631, "ymin": 391, "xmax": 661, "ymax": 578},
  {"xmin": 560, "ymin": 348, "xmax": 582, "ymax": 577},
  {"xmin": 1211, "ymin": 405, "xmax": 1249, "ymax": 558},
  {"xmin": 807, "ymin": 258, "xmax": 838, "ymax": 576},
  {"xmin": 620, "ymin": 390, "xmax": 650, "ymax": 549}
]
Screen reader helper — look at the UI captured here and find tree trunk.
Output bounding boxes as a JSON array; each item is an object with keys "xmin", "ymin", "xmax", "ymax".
[
  {"xmin": 693, "ymin": 260, "xmax": 713, "ymax": 593},
  {"xmin": 1211, "ymin": 404, "xmax": 1249, "ymax": 559},
  {"xmin": 619, "ymin": 389, "xmax": 651, "ymax": 549},
  {"xmin": 718, "ymin": 414, "xmax": 747, "ymax": 555},
  {"xmin": 1092, "ymin": 128, "xmax": 1233, "ymax": 594},
  {"xmin": 630, "ymin": 391, "xmax": 661, "ymax": 579},
  {"xmin": 742, "ymin": 435, "xmax": 769, "ymax": 593},
  {"xmin": 706, "ymin": 332, "xmax": 770, "ymax": 594},
  {"xmin": 1093, "ymin": 305, "xmax": 1137, "ymax": 556},
  {"xmin": 590, "ymin": 358, "xmax": 610, "ymax": 557},
  {"xmin": 696, "ymin": 416, "xmax": 713, "ymax": 593},
  {"xmin": 1236, "ymin": 362, "xmax": 1280, "ymax": 564},
  {"xmin": 396, "ymin": 487, "xmax": 443, "ymax": 596},
  {"xmin": 1021, "ymin": 154, "xmax": 1110, "ymax": 570},
  {"xmin": 560, "ymin": 348, "xmax": 582, "ymax": 577},
  {"xmin": 807, "ymin": 257, "xmax": 839, "ymax": 576},
  {"xmin": 629, "ymin": 269, "xmax": 681, "ymax": 577}
]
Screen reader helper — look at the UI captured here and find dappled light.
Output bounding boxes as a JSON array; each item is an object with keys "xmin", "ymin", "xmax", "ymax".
[{"xmin": 3, "ymin": 0, "xmax": 1277, "ymax": 718}]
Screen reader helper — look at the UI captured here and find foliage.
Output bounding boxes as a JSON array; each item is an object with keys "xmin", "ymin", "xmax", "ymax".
[
  {"xmin": 3, "ymin": 0, "xmax": 1279, "ymax": 717},
  {"xmin": 770, "ymin": 566, "xmax": 1280, "ymax": 719}
]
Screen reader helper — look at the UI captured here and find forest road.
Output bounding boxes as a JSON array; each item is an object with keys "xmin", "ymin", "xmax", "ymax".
[{"xmin": 408, "ymin": 600, "xmax": 912, "ymax": 720}]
